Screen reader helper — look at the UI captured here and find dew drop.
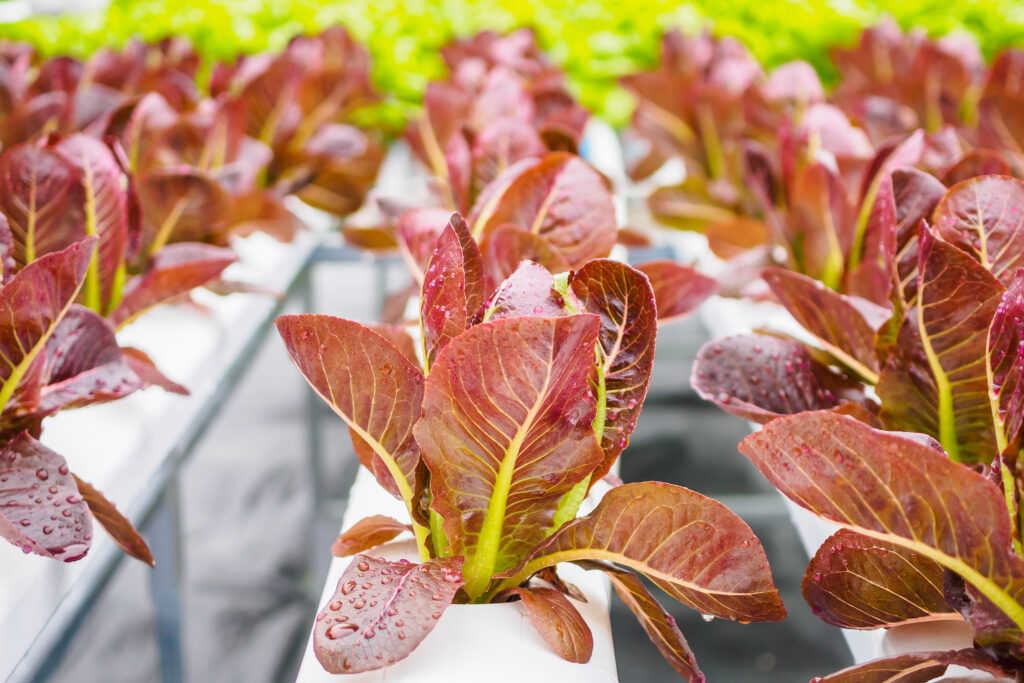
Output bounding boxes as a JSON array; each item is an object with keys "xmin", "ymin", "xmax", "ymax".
[
  {"xmin": 329, "ymin": 600, "xmax": 344, "ymax": 611},
  {"xmin": 353, "ymin": 600, "xmax": 366, "ymax": 609},
  {"xmin": 341, "ymin": 581, "xmax": 356, "ymax": 595},
  {"xmin": 357, "ymin": 561, "xmax": 370, "ymax": 571},
  {"xmin": 326, "ymin": 623, "xmax": 358, "ymax": 640},
  {"xmin": 701, "ymin": 613, "xmax": 715, "ymax": 623},
  {"xmin": 58, "ymin": 465, "xmax": 69, "ymax": 475},
  {"xmin": 35, "ymin": 469, "xmax": 49, "ymax": 481}
]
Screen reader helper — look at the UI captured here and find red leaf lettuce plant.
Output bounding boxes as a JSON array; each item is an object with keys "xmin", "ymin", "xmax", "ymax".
[
  {"xmin": 277, "ymin": 214, "xmax": 779, "ymax": 678},
  {"xmin": 692, "ymin": 172, "xmax": 1024, "ymax": 679},
  {"xmin": 0, "ymin": 237, "xmax": 155, "ymax": 565},
  {"xmin": 405, "ymin": 29, "xmax": 589, "ymax": 216}
]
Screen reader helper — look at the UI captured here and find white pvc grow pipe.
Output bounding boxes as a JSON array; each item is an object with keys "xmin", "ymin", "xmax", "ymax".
[{"xmin": 294, "ymin": 469, "xmax": 618, "ymax": 683}]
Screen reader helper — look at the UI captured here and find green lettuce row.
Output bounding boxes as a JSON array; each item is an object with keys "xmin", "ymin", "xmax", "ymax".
[{"xmin": 6, "ymin": 0, "xmax": 1024, "ymax": 128}]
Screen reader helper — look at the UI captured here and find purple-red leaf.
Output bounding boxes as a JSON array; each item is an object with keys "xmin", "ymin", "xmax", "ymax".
[
  {"xmin": 330, "ymin": 515, "xmax": 411, "ymax": 557},
  {"xmin": 0, "ymin": 142, "xmax": 85, "ymax": 267},
  {"xmin": 55, "ymin": 134, "xmax": 130, "ymax": 312},
  {"xmin": 0, "ymin": 238, "xmax": 94, "ymax": 413},
  {"xmin": 481, "ymin": 261, "xmax": 566, "ymax": 322},
  {"xmin": 109, "ymin": 242, "xmax": 237, "ymax": 329},
  {"xmin": 988, "ymin": 272, "xmax": 1024, "ymax": 454},
  {"xmin": 481, "ymin": 223, "xmax": 570, "ymax": 284},
  {"xmin": 634, "ymin": 260, "xmax": 719, "ymax": 323},
  {"xmin": 419, "ymin": 214, "xmax": 485, "ymax": 368},
  {"xmin": 691, "ymin": 334, "xmax": 858, "ymax": 424},
  {"xmin": 877, "ymin": 228, "xmax": 1004, "ymax": 463},
  {"xmin": 312, "ymin": 554, "xmax": 465, "ymax": 674},
  {"xmin": 73, "ymin": 474, "xmax": 153, "ymax": 566},
  {"xmin": 469, "ymin": 153, "xmax": 616, "ymax": 268},
  {"xmin": 0, "ymin": 434, "xmax": 91, "ymax": 561},
  {"xmin": 504, "ymin": 482, "xmax": 786, "ymax": 623},
  {"xmin": 932, "ymin": 175, "xmax": 1024, "ymax": 285},
  {"xmin": 34, "ymin": 306, "xmax": 144, "ymax": 415},
  {"xmin": 414, "ymin": 315, "xmax": 603, "ymax": 598},
  {"xmin": 276, "ymin": 315, "xmax": 424, "ymax": 506},
  {"xmin": 364, "ymin": 323, "xmax": 419, "ymax": 368},
  {"xmin": 394, "ymin": 207, "xmax": 451, "ymax": 284},
  {"xmin": 740, "ymin": 410, "xmax": 1024, "ymax": 642},
  {"xmin": 803, "ymin": 529, "xmax": 956, "ymax": 630},
  {"xmin": 471, "ymin": 117, "xmax": 546, "ymax": 196},
  {"xmin": 570, "ymin": 259, "xmax": 657, "ymax": 474},
  {"xmin": 120, "ymin": 346, "xmax": 188, "ymax": 395},
  {"xmin": 811, "ymin": 649, "xmax": 1010, "ymax": 683},
  {"xmin": 507, "ymin": 586, "xmax": 593, "ymax": 664},
  {"xmin": 764, "ymin": 267, "xmax": 887, "ymax": 379},
  {"xmin": 579, "ymin": 560, "xmax": 704, "ymax": 682}
]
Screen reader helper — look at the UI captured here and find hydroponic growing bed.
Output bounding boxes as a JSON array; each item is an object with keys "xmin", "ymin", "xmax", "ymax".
[{"xmin": 2, "ymin": 5, "xmax": 1024, "ymax": 683}]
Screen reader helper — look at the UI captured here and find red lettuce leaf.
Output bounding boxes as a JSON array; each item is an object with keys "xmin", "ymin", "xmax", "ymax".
[
  {"xmin": 740, "ymin": 410, "xmax": 1024, "ymax": 644},
  {"xmin": 940, "ymin": 149, "xmax": 1012, "ymax": 186},
  {"xmin": 0, "ymin": 141, "xmax": 85, "ymax": 266},
  {"xmin": 55, "ymin": 134, "xmax": 130, "ymax": 313},
  {"xmin": 507, "ymin": 586, "xmax": 593, "ymax": 664},
  {"xmin": 932, "ymin": 175, "xmax": 1024, "ymax": 285},
  {"xmin": 330, "ymin": 515, "xmax": 411, "ymax": 558},
  {"xmin": 312, "ymin": 554, "xmax": 465, "ymax": 674},
  {"xmin": 469, "ymin": 153, "xmax": 616, "ymax": 268},
  {"xmin": 480, "ymin": 261, "xmax": 567, "ymax": 322},
  {"xmin": 811, "ymin": 649, "xmax": 1010, "ymax": 683},
  {"xmin": 877, "ymin": 228, "xmax": 1004, "ymax": 463},
  {"xmin": 764, "ymin": 267, "xmax": 888, "ymax": 380},
  {"xmin": 691, "ymin": 334, "xmax": 859, "ymax": 424},
  {"xmin": 394, "ymin": 207, "xmax": 451, "ymax": 284},
  {"xmin": 413, "ymin": 315, "xmax": 603, "ymax": 598},
  {"xmin": 419, "ymin": 214, "xmax": 485, "ymax": 368},
  {"xmin": 0, "ymin": 434, "xmax": 91, "ymax": 561},
  {"xmin": 803, "ymin": 528, "xmax": 956, "ymax": 629},
  {"xmin": 73, "ymin": 474, "xmax": 153, "ymax": 566},
  {"xmin": 481, "ymin": 223, "xmax": 570, "ymax": 284},
  {"xmin": 578, "ymin": 560, "xmax": 705, "ymax": 682},
  {"xmin": 634, "ymin": 260, "xmax": 718, "ymax": 323},
  {"xmin": 109, "ymin": 242, "xmax": 237, "ymax": 329},
  {"xmin": 501, "ymin": 482, "xmax": 786, "ymax": 622},
  {"xmin": 570, "ymin": 259, "xmax": 657, "ymax": 474},
  {"xmin": 0, "ymin": 237, "xmax": 94, "ymax": 414},
  {"xmin": 276, "ymin": 315, "xmax": 424, "ymax": 508},
  {"xmin": 33, "ymin": 306, "xmax": 144, "ymax": 415},
  {"xmin": 988, "ymin": 272, "xmax": 1024, "ymax": 455}
]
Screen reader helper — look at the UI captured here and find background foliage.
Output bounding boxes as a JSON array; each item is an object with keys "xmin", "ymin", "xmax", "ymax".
[{"xmin": 6, "ymin": 0, "xmax": 1024, "ymax": 126}]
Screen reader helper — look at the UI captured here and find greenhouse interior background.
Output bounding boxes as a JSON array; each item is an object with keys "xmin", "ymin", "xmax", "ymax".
[{"xmin": 2, "ymin": 0, "xmax": 1024, "ymax": 681}]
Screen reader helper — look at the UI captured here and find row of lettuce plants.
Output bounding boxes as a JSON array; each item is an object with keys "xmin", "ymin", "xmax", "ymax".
[
  {"xmin": 0, "ymin": 28, "xmax": 385, "ymax": 567},
  {"xmin": 651, "ymin": 21, "xmax": 1024, "ymax": 683}
]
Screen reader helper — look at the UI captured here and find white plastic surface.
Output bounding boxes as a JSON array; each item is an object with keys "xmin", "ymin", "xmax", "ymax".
[{"xmin": 295, "ymin": 468, "xmax": 618, "ymax": 683}]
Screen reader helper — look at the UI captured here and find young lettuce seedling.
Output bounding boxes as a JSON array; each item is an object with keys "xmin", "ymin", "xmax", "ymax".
[{"xmin": 278, "ymin": 214, "xmax": 783, "ymax": 678}]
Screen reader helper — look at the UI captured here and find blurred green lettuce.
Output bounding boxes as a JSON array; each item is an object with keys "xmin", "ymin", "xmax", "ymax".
[{"xmin": 6, "ymin": 0, "xmax": 1024, "ymax": 128}]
